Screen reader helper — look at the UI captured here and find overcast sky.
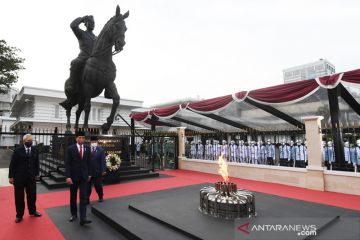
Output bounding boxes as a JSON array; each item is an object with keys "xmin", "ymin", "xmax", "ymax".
[{"xmin": 1, "ymin": 0, "xmax": 360, "ymax": 107}]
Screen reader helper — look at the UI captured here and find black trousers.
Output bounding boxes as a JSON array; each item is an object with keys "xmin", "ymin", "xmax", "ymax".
[
  {"xmin": 266, "ymin": 157, "xmax": 274, "ymax": 165},
  {"xmin": 87, "ymin": 176, "xmax": 103, "ymax": 200},
  {"xmin": 279, "ymin": 158, "xmax": 288, "ymax": 166},
  {"xmin": 295, "ymin": 160, "xmax": 305, "ymax": 168},
  {"xmin": 14, "ymin": 177, "xmax": 37, "ymax": 218},
  {"xmin": 70, "ymin": 178, "xmax": 88, "ymax": 221},
  {"xmin": 289, "ymin": 159, "xmax": 294, "ymax": 167}
]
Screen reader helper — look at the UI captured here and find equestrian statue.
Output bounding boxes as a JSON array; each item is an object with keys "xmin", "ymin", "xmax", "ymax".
[{"xmin": 60, "ymin": 5, "xmax": 129, "ymax": 133}]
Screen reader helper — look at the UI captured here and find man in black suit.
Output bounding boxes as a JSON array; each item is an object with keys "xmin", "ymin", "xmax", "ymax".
[
  {"xmin": 65, "ymin": 131, "xmax": 92, "ymax": 226},
  {"xmin": 9, "ymin": 134, "xmax": 42, "ymax": 223},
  {"xmin": 87, "ymin": 136, "xmax": 106, "ymax": 203}
]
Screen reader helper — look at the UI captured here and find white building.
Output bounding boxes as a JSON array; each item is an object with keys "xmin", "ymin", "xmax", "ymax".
[
  {"xmin": 283, "ymin": 59, "xmax": 335, "ymax": 83},
  {"xmin": 0, "ymin": 86, "xmax": 144, "ymax": 146},
  {"xmin": 0, "ymin": 88, "xmax": 18, "ymax": 146},
  {"xmin": 0, "ymin": 87, "xmax": 18, "ymax": 117}
]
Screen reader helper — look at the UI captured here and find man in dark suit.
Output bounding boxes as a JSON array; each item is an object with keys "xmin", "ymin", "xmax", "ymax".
[
  {"xmin": 65, "ymin": 131, "xmax": 92, "ymax": 226},
  {"xmin": 87, "ymin": 136, "xmax": 106, "ymax": 203},
  {"xmin": 9, "ymin": 134, "xmax": 42, "ymax": 223}
]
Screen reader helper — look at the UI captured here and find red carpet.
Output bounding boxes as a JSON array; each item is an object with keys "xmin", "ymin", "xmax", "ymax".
[{"xmin": 1, "ymin": 169, "xmax": 360, "ymax": 240}]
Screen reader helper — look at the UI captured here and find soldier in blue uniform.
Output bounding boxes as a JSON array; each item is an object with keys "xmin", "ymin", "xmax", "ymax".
[
  {"xmin": 344, "ymin": 141, "xmax": 352, "ymax": 164},
  {"xmin": 258, "ymin": 140, "xmax": 266, "ymax": 165},
  {"xmin": 288, "ymin": 140, "xmax": 296, "ymax": 167},
  {"xmin": 265, "ymin": 139, "xmax": 275, "ymax": 165},
  {"xmin": 229, "ymin": 140, "xmax": 237, "ymax": 162},
  {"xmin": 237, "ymin": 140, "xmax": 246, "ymax": 163},
  {"xmin": 249, "ymin": 141, "xmax": 259, "ymax": 164},
  {"xmin": 324, "ymin": 141, "xmax": 335, "ymax": 170},
  {"xmin": 190, "ymin": 141, "xmax": 196, "ymax": 159},
  {"xmin": 197, "ymin": 140, "xmax": 204, "ymax": 159},
  {"xmin": 221, "ymin": 140, "xmax": 229, "ymax": 160},
  {"xmin": 279, "ymin": 139, "xmax": 290, "ymax": 166},
  {"xmin": 354, "ymin": 139, "xmax": 360, "ymax": 172},
  {"xmin": 294, "ymin": 140, "xmax": 306, "ymax": 168}
]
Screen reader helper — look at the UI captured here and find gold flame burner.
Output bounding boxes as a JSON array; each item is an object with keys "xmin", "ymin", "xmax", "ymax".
[{"xmin": 199, "ymin": 181, "xmax": 256, "ymax": 219}]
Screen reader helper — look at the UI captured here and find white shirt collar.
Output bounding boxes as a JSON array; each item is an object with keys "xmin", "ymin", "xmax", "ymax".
[{"xmin": 77, "ymin": 143, "xmax": 84, "ymax": 151}]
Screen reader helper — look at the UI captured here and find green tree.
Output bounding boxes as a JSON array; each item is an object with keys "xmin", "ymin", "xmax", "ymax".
[{"xmin": 0, "ymin": 40, "xmax": 24, "ymax": 94}]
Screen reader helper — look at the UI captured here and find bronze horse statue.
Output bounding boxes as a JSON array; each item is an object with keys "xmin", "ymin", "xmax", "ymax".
[{"xmin": 60, "ymin": 6, "xmax": 129, "ymax": 133}]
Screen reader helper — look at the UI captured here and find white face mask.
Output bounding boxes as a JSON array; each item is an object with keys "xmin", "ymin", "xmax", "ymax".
[{"xmin": 91, "ymin": 143, "xmax": 98, "ymax": 148}]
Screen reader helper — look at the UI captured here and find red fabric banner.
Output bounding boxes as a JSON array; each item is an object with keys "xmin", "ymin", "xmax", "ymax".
[
  {"xmin": 318, "ymin": 73, "xmax": 342, "ymax": 87},
  {"xmin": 130, "ymin": 68, "xmax": 360, "ymax": 121},
  {"xmin": 234, "ymin": 91, "xmax": 247, "ymax": 101},
  {"xmin": 187, "ymin": 94, "xmax": 233, "ymax": 112},
  {"xmin": 129, "ymin": 112, "xmax": 149, "ymax": 121},
  {"xmin": 152, "ymin": 104, "xmax": 181, "ymax": 118},
  {"xmin": 341, "ymin": 68, "xmax": 360, "ymax": 84},
  {"xmin": 144, "ymin": 119, "xmax": 166, "ymax": 126},
  {"xmin": 248, "ymin": 79, "xmax": 319, "ymax": 104}
]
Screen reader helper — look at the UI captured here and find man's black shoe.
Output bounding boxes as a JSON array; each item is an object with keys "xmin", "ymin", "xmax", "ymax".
[
  {"xmin": 15, "ymin": 217, "xmax": 22, "ymax": 223},
  {"xmin": 98, "ymin": 198, "xmax": 103, "ymax": 202},
  {"xmin": 69, "ymin": 215, "xmax": 77, "ymax": 222},
  {"xmin": 30, "ymin": 211, "xmax": 42, "ymax": 217},
  {"xmin": 80, "ymin": 219, "xmax": 92, "ymax": 226}
]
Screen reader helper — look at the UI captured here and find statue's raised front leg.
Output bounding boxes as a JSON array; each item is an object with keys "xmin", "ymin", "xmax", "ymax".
[{"xmin": 102, "ymin": 83, "xmax": 120, "ymax": 133}]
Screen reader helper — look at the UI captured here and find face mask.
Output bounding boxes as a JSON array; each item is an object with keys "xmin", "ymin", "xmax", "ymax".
[
  {"xmin": 24, "ymin": 142, "xmax": 32, "ymax": 148},
  {"xmin": 91, "ymin": 143, "xmax": 98, "ymax": 148}
]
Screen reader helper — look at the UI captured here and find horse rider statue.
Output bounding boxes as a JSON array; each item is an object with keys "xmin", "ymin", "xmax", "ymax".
[{"xmin": 60, "ymin": 15, "xmax": 97, "ymax": 110}]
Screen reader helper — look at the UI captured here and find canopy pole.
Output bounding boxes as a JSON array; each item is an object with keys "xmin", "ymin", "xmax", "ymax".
[
  {"xmin": 327, "ymin": 86, "xmax": 345, "ymax": 167},
  {"xmin": 131, "ymin": 118, "xmax": 135, "ymax": 158},
  {"xmin": 339, "ymin": 84, "xmax": 360, "ymax": 116},
  {"xmin": 171, "ymin": 116, "xmax": 218, "ymax": 132},
  {"xmin": 150, "ymin": 115, "xmax": 156, "ymax": 172},
  {"xmin": 244, "ymin": 98, "xmax": 305, "ymax": 129},
  {"xmin": 151, "ymin": 115, "xmax": 156, "ymax": 131}
]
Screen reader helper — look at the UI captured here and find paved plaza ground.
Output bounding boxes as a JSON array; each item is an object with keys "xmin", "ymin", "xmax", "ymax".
[{"xmin": 0, "ymin": 168, "xmax": 359, "ymax": 240}]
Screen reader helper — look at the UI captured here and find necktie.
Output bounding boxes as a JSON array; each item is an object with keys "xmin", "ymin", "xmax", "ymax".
[
  {"xmin": 79, "ymin": 145, "xmax": 83, "ymax": 160},
  {"xmin": 92, "ymin": 147, "xmax": 95, "ymax": 156},
  {"xmin": 26, "ymin": 148, "xmax": 30, "ymax": 157}
]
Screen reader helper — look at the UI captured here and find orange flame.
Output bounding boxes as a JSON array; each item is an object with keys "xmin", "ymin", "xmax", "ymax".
[{"xmin": 217, "ymin": 153, "xmax": 229, "ymax": 182}]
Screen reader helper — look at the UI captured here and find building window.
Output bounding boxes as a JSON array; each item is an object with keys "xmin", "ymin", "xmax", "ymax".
[
  {"xmin": 92, "ymin": 108, "xmax": 96, "ymax": 121},
  {"xmin": 55, "ymin": 105, "xmax": 60, "ymax": 118},
  {"xmin": 98, "ymin": 109, "xmax": 102, "ymax": 121}
]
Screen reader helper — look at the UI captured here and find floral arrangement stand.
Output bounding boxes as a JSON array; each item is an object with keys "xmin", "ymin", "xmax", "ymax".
[{"xmin": 104, "ymin": 153, "xmax": 122, "ymax": 184}]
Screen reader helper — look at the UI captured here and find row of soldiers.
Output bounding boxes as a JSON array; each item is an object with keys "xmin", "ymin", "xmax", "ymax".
[
  {"xmin": 185, "ymin": 138, "xmax": 360, "ymax": 170},
  {"xmin": 185, "ymin": 139, "xmax": 308, "ymax": 168},
  {"xmin": 323, "ymin": 139, "xmax": 360, "ymax": 171}
]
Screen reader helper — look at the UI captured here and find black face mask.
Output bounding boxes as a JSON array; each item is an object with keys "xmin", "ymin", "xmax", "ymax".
[{"xmin": 24, "ymin": 142, "xmax": 32, "ymax": 148}]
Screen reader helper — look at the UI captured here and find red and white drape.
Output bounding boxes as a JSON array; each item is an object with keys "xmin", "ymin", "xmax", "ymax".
[{"xmin": 130, "ymin": 68, "xmax": 360, "ymax": 121}]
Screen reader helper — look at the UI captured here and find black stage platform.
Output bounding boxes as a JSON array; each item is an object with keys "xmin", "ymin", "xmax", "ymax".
[
  {"xmin": 91, "ymin": 184, "xmax": 360, "ymax": 240},
  {"xmin": 37, "ymin": 173, "xmax": 174, "ymax": 193},
  {"xmin": 46, "ymin": 205, "xmax": 128, "ymax": 240}
]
